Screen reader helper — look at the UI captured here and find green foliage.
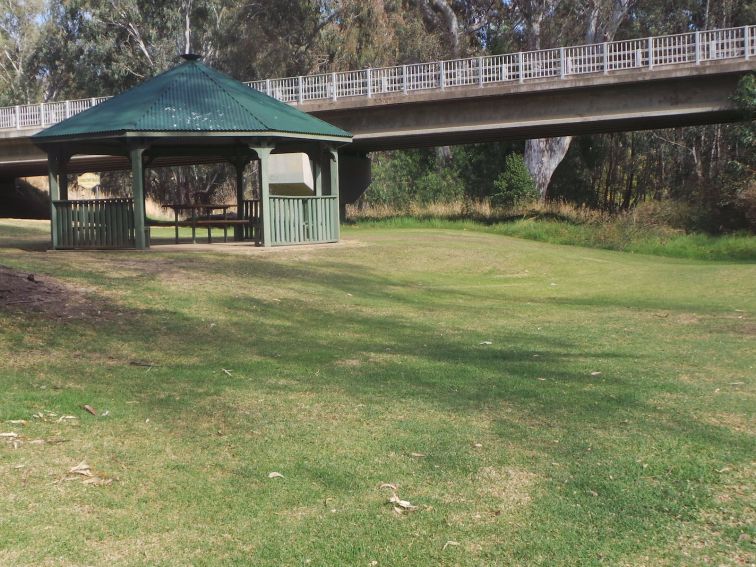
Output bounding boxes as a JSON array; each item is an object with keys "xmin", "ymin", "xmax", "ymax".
[
  {"xmin": 0, "ymin": 0, "xmax": 45, "ymax": 104},
  {"xmin": 703, "ymin": 74, "xmax": 756, "ymax": 232},
  {"xmin": 451, "ymin": 142, "xmax": 519, "ymax": 199},
  {"xmin": 491, "ymin": 153, "xmax": 538, "ymax": 208},
  {"xmin": 365, "ymin": 149, "xmax": 463, "ymax": 207}
]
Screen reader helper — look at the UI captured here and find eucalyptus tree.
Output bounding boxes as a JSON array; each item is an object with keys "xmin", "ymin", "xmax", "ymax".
[
  {"xmin": 509, "ymin": 0, "xmax": 634, "ymax": 201},
  {"xmin": 0, "ymin": 0, "xmax": 46, "ymax": 104}
]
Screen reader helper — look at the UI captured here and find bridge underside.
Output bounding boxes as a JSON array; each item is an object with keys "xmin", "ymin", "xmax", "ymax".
[
  {"xmin": 0, "ymin": 61, "xmax": 751, "ymax": 177},
  {"xmin": 310, "ymin": 64, "xmax": 751, "ymax": 152}
]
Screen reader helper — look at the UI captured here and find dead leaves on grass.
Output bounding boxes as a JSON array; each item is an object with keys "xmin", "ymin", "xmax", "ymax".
[
  {"xmin": 30, "ymin": 410, "xmax": 79, "ymax": 424},
  {"xmin": 443, "ymin": 541, "xmax": 460, "ymax": 550},
  {"xmin": 57, "ymin": 461, "xmax": 114, "ymax": 486},
  {"xmin": 1, "ymin": 433, "xmax": 47, "ymax": 450},
  {"xmin": 388, "ymin": 494, "xmax": 418, "ymax": 513},
  {"xmin": 380, "ymin": 483, "xmax": 420, "ymax": 515}
]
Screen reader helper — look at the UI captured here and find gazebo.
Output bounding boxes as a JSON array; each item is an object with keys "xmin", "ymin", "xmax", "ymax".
[{"xmin": 32, "ymin": 54, "xmax": 352, "ymax": 250}]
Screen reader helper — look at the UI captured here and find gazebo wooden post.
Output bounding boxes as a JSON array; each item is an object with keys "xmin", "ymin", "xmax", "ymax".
[
  {"xmin": 59, "ymin": 167, "xmax": 69, "ymax": 200},
  {"xmin": 47, "ymin": 154, "xmax": 60, "ymax": 249},
  {"xmin": 252, "ymin": 145, "xmax": 274, "ymax": 247},
  {"xmin": 234, "ymin": 156, "xmax": 249, "ymax": 241},
  {"xmin": 329, "ymin": 147, "xmax": 342, "ymax": 238},
  {"xmin": 313, "ymin": 145, "xmax": 322, "ymax": 197},
  {"xmin": 130, "ymin": 146, "xmax": 148, "ymax": 250}
]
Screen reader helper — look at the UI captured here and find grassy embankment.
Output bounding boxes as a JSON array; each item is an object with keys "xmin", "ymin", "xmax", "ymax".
[
  {"xmin": 347, "ymin": 201, "xmax": 756, "ymax": 262},
  {"xmin": 0, "ymin": 219, "xmax": 754, "ymax": 566}
]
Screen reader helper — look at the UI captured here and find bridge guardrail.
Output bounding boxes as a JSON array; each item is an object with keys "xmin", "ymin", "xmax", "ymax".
[{"xmin": 1, "ymin": 25, "xmax": 753, "ymax": 131}]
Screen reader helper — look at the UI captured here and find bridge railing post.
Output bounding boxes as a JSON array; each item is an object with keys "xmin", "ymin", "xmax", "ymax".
[
  {"xmin": 298, "ymin": 76, "xmax": 303, "ymax": 104},
  {"xmin": 648, "ymin": 37, "xmax": 654, "ymax": 69},
  {"xmin": 15, "ymin": 105, "xmax": 19, "ymax": 129},
  {"xmin": 745, "ymin": 26, "xmax": 751, "ymax": 60},
  {"xmin": 478, "ymin": 56, "xmax": 484, "ymax": 86},
  {"xmin": 65, "ymin": 100, "xmax": 71, "ymax": 118},
  {"xmin": 559, "ymin": 47, "xmax": 566, "ymax": 78},
  {"xmin": 517, "ymin": 52, "xmax": 524, "ymax": 83},
  {"xmin": 367, "ymin": 68, "xmax": 373, "ymax": 97},
  {"xmin": 40, "ymin": 103, "xmax": 45, "ymax": 126},
  {"xmin": 402, "ymin": 65, "xmax": 408, "ymax": 94},
  {"xmin": 603, "ymin": 42, "xmax": 609, "ymax": 74},
  {"xmin": 440, "ymin": 61, "xmax": 445, "ymax": 89},
  {"xmin": 695, "ymin": 31, "xmax": 701, "ymax": 64},
  {"xmin": 332, "ymin": 72, "xmax": 338, "ymax": 101},
  {"xmin": 266, "ymin": 79, "xmax": 271, "ymax": 97}
]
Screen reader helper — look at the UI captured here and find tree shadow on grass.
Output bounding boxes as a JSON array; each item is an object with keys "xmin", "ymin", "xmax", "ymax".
[
  {"xmin": 5, "ymin": 244, "xmax": 751, "ymax": 457},
  {"xmin": 7, "ymin": 249, "xmax": 734, "ymax": 422},
  {"xmin": 5, "ymin": 247, "xmax": 753, "ymax": 566}
]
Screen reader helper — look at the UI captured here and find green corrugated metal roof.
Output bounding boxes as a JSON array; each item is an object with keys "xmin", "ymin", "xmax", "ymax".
[{"xmin": 33, "ymin": 57, "xmax": 351, "ymax": 141}]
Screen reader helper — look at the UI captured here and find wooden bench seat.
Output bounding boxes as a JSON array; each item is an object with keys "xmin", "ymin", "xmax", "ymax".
[
  {"xmin": 149, "ymin": 218, "xmax": 251, "ymax": 243},
  {"xmin": 186, "ymin": 219, "xmax": 249, "ymax": 226}
]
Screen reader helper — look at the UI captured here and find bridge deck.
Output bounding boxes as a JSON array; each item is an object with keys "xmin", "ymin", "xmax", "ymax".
[{"xmin": 0, "ymin": 26, "xmax": 754, "ymax": 175}]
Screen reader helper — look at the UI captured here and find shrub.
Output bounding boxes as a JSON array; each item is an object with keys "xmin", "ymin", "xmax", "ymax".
[
  {"xmin": 631, "ymin": 200, "xmax": 696, "ymax": 231},
  {"xmin": 491, "ymin": 153, "xmax": 538, "ymax": 208}
]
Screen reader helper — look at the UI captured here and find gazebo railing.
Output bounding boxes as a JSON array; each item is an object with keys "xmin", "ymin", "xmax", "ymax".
[
  {"xmin": 269, "ymin": 195, "xmax": 338, "ymax": 246},
  {"xmin": 241, "ymin": 199, "xmax": 262, "ymax": 243},
  {"xmin": 52, "ymin": 198, "xmax": 135, "ymax": 249}
]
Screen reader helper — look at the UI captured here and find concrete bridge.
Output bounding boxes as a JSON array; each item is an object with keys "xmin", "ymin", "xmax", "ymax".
[{"xmin": 0, "ymin": 25, "xmax": 754, "ymax": 180}]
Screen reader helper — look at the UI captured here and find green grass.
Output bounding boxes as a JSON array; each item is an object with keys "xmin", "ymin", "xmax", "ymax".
[
  {"xmin": 1, "ymin": 219, "xmax": 754, "ymax": 566},
  {"xmin": 347, "ymin": 216, "xmax": 756, "ymax": 262}
]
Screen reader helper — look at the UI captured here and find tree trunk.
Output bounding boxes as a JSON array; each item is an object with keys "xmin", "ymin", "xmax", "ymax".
[
  {"xmin": 524, "ymin": 137, "xmax": 572, "ymax": 201},
  {"xmin": 521, "ymin": 0, "xmax": 633, "ymax": 201}
]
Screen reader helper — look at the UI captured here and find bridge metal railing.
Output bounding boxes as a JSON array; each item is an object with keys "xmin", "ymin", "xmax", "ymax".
[
  {"xmin": 247, "ymin": 25, "xmax": 754, "ymax": 102},
  {"xmin": 0, "ymin": 97, "xmax": 110, "ymax": 130},
  {"xmin": 1, "ymin": 25, "xmax": 753, "ymax": 131}
]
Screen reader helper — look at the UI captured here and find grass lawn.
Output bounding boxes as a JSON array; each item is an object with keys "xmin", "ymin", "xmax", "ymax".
[{"xmin": 0, "ymin": 219, "xmax": 754, "ymax": 566}]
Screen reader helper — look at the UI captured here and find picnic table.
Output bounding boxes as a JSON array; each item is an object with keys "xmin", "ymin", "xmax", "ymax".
[{"xmin": 162, "ymin": 204, "xmax": 248, "ymax": 244}]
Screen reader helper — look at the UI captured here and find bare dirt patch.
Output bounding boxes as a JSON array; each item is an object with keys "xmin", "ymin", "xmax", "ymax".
[
  {"xmin": 335, "ymin": 358, "xmax": 363, "ymax": 367},
  {"xmin": 0, "ymin": 265, "xmax": 112, "ymax": 320},
  {"xmin": 475, "ymin": 466, "xmax": 536, "ymax": 507},
  {"xmin": 700, "ymin": 412, "xmax": 754, "ymax": 435}
]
